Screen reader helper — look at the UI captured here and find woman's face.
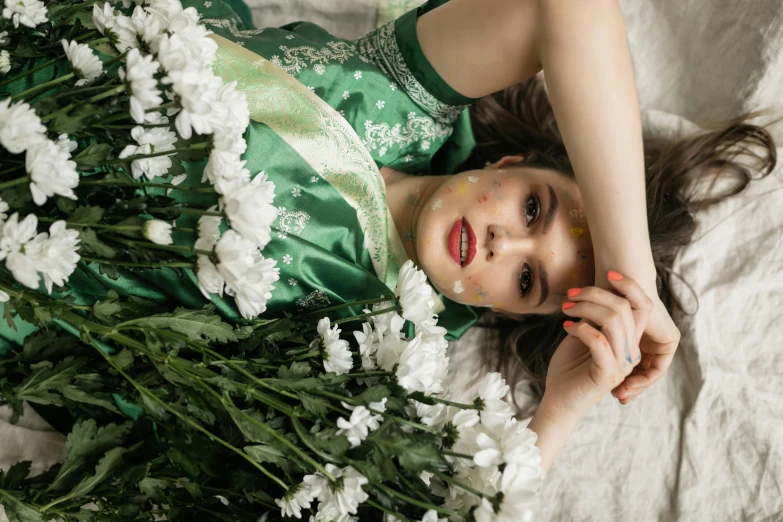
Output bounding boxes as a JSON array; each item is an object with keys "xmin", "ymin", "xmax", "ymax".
[{"xmin": 414, "ymin": 156, "xmax": 595, "ymax": 316}]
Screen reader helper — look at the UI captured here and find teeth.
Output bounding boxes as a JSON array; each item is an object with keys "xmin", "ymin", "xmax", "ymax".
[{"xmin": 460, "ymin": 225, "xmax": 468, "ymax": 263}]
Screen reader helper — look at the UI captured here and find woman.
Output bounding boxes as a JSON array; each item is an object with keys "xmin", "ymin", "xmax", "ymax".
[{"xmin": 1, "ymin": 0, "xmax": 777, "ymax": 477}]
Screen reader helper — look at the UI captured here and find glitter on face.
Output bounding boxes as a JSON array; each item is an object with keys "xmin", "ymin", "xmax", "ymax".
[
  {"xmin": 468, "ymin": 176, "xmax": 479, "ymax": 183},
  {"xmin": 568, "ymin": 208, "xmax": 585, "ymax": 224},
  {"xmin": 453, "ymin": 280, "xmax": 465, "ymax": 294},
  {"xmin": 431, "ymin": 198, "xmax": 443, "ymax": 210}
]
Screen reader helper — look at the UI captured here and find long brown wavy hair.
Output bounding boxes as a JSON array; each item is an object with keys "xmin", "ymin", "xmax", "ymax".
[{"xmin": 461, "ymin": 74, "xmax": 780, "ymax": 411}]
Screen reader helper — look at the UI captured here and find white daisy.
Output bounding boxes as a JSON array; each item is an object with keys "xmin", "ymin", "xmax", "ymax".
[
  {"xmin": 395, "ymin": 260, "xmax": 435, "ymax": 329},
  {"xmin": 314, "ymin": 317, "xmax": 352, "ymax": 375},
  {"xmin": 0, "ymin": 99, "xmax": 46, "ymax": 154},
  {"xmin": 275, "ymin": 483, "xmax": 313, "ymax": 519},
  {"xmin": 142, "ymin": 219, "xmax": 173, "ymax": 245},
  {"xmin": 25, "ymin": 220, "xmax": 80, "ymax": 294},
  {"xmin": 118, "ymin": 125, "xmax": 178, "ymax": 179},
  {"xmin": 2, "ymin": 0, "xmax": 47, "ymax": 28},
  {"xmin": 0, "ymin": 50, "xmax": 10, "ymax": 74},
  {"xmin": 215, "ymin": 231, "xmax": 279, "ymax": 319},
  {"xmin": 0, "ymin": 213, "xmax": 40, "ymax": 288},
  {"xmin": 130, "ymin": 6, "xmax": 164, "ymax": 53},
  {"xmin": 162, "ymin": 64, "xmax": 224, "ymax": 139},
  {"xmin": 25, "ymin": 139, "xmax": 79, "ymax": 206},
  {"xmin": 302, "ymin": 464, "xmax": 368, "ymax": 517},
  {"xmin": 220, "ymin": 172, "xmax": 278, "ymax": 250},
  {"xmin": 119, "ymin": 48, "xmax": 163, "ymax": 124},
  {"xmin": 61, "ymin": 39, "xmax": 103, "ymax": 86}
]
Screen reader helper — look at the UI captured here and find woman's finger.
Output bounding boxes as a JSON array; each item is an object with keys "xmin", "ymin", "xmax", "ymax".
[
  {"xmin": 565, "ymin": 286, "xmax": 638, "ymax": 350},
  {"xmin": 563, "ymin": 320, "xmax": 629, "ymax": 383},
  {"xmin": 605, "ymin": 270, "xmax": 655, "ymax": 324},
  {"xmin": 562, "ymin": 301, "xmax": 638, "ymax": 366}
]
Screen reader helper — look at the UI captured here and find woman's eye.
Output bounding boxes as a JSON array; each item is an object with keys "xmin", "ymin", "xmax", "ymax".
[
  {"xmin": 519, "ymin": 264, "xmax": 533, "ymax": 297},
  {"xmin": 525, "ymin": 195, "xmax": 540, "ymax": 226}
]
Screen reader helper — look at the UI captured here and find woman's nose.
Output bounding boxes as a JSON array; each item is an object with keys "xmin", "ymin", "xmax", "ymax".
[{"xmin": 487, "ymin": 225, "xmax": 533, "ymax": 260}]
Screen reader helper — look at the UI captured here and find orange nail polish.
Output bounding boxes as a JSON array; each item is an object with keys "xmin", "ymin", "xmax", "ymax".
[
  {"xmin": 608, "ymin": 270, "xmax": 623, "ymax": 281},
  {"xmin": 567, "ymin": 288, "xmax": 581, "ymax": 298},
  {"xmin": 563, "ymin": 320, "xmax": 575, "ymax": 327},
  {"xmin": 562, "ymin": 301, "xmax": 576, "ymax": 310}
]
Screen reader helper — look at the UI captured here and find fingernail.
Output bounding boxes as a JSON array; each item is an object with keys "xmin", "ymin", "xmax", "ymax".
[
  {"xmin": 563, "ymin": 320, "xmax": 575, "ymax": 327},
  {"xmin": 562, "ymin": 301, "xmax": 576, "ymax": 310},
  {"xmin": 567, "ymin": 288, "xmax": 581, "ymax": 298},
  {"xmin": 608, "ymin": 270, "xmax": 624, "ymax": 281}
]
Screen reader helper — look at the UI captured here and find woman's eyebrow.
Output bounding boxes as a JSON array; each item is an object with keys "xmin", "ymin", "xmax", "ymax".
[
  {"xmin": 537, "ymin": 260, "xmax": 549, "ymax": 307},
  {"xmin": 543, "ymin": 184, "xmax": 558, "ymax": 234}
]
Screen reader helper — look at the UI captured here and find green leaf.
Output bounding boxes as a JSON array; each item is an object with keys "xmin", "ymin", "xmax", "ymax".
[
  {"xmin": 298, "ymin": 393, "xmax": 329, "ymax": 416},
  {"xmin": 132, "ymin": 306, "xmax": 237, "ymax": 344},
  {"xmin": 225, "ymin": 404, "xmax": 274, "ymax": 444},
  {"xmin": 1, "ymin": 461, "xmax": 31, "ymax": 490},
  {"xmin": 356, "ymin": 385, "xmax": 390, "ymax": 405},
  {"xmin": 167, "ymin": 447, "xmax": 203, "ymax": 479},
  {"xmin": 113, "ymin": 216, "xmax": 145, "ymax": 239},
  {"xmin": 68, "ymin": 205, "xmax": 105, "ymax": 225},
  {"xmin": 73, "ymin": 143, "xmax": 111, "ymax": 167},
  {"xmin": 309, "ymin": 427, "xmax": 351, "ymax": 458},
  {"xmin": 56, "ymin": 446, "xmax": 127, "ymax": 503},
  {"xmin": 14, "ymin": 357, "xmax": 86, "ymax": 406},
  {"xmin": 185, "ymin": 391, "xmax": 216, "ymax": 426},
  {"xmin": 92, "ymin": 290, "xmax": 121, "ymax": 323},
  {"xmin": 278, "ymin": 362, "xmax": 312, "ymax": 380},
  {"xmin": 0, "ymin": 489, "xmax": 42, "ymax": 522},
  {"xmin": 178, "ymin": 480, "xmax": 202, "ymax": 498},
  {"xmin": 52, "ymin": 105, "xmax": 97, "ymax": 135},
  {"xmin": 139, "ymin": 477, "xmax": 171, "ymax": 501},
  {"xmin": 50, "ymin": 419, "xmax": 132, "ymax": 491},
  {"xmin": 112, "ymin": 349, "xmax": 134, "ymax": 371},
  {"xmin": 141, "ymin": 393, "xmax": 170, "ymax": 421},
  {"xmin": 243, "ymin": 444, "xmax": 286, "ymax": 466},
  {"xmin": 79, "ymin": 229, "xmax": 117, "ymax": 258},
  {"xmin": 20, "ymin": 330, "xmax": 81, "ymax": 362},
  {"xmin": 61, "ymin": 386, "xmax": 121, "ymax": 414}
]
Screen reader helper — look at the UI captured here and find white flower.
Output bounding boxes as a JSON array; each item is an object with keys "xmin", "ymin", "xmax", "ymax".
[
  {"xmin": 282, "ymin": 254, "xmax": 292, "ymax": 265},
  {"xmin": 395, "ymin": 260, "xmax": 435, "ymax": 329},
  {"xmin": 92, "ymin": 3, "xmax": 117, "ymax": 35},
  {"xmin": 211, "ymin": 130, "xmax": 247, "ymax": 156},
  {"xmin": 220, "ymin": 172, "xmax": 278, "ymax": 250},
  {"xmin": 111, "ymin": 13, "xmax": 140, "ymax": 53},
  {"xmin": 25, "ymin": 139, "xmax": 79, "ymax": 206},
  {"xmin": 119, "ymin": 49, "xmax": 163, "ymax": 124},
  {"xmin": 291, "ymin": 187, "xmax": 301, "ymax": 198},
  {"xmin": 0, "ymin": 99, "xmax": 46, "ymax": 154},
  {"xmin": 353, "ymin": 71, "xmax": 362, "ymax": 80},
  {"xmin": 143, "ymin": 220, "xmax": 173, "ymax": 245},
  {"xmin": 215, "ymin": 230, "xmax": 279, "ymax": 318},
  {"xmin": 196, "ymin": 205, "xmax": 221, "ymax": 248},
  {"xmin": 0, "ymin": 290, "xmax": 8, "ymax": 302},
  {"xmin": 396, "ymin": 332, "xmax": 448, "ymax": 394},
  {"xmin": 166, "ymin": 173, "xmax": 187, "ymax": 195},
  {"xmin": 353, "ymin": 322, "xmax": 379, "ymax": 371},
  {"xmin": 303, "ymin": 464, "xmax": 368, "ymax": 517},
  {"xmin": 214, "ymin": 495, "xmax": 229, "ymax": 506},
  {"xmin": 473, "ymin": 465, "xmax": 541, "ymax": 522},
  {"xmin": 2, "ymin": 0, "xmax": 47, "ymax": 28},
  {"xmin": 196, "ymin": 255, "xmax": 223, "ymax": 298},
  {"xmin": 203, "ymin": 151, "xmax": 246, "ymax": 186},
  {"xmin": 130, "ymin": 6, "xmax": 164, "ymax": 53},
  {"xmin": 0, "ymin": 197, "xmax": 8, "ymax": 223},
  {"xmin": 0, "ymin": 213, "xmax": 40, "ymax": 289},
  {"xmin": 275, "ymin": 483, "xmax": 313, "ymax": 519},
  {"xmin": 0, "ymin": 50, "xmax": 10, "ymax": 74},
  {"xmin": 315, "ymin": 317, "xmax": 352, "ymax": 375},
  {"xmin": 476, "ymin": 373, "xmax": 515, "ymax": 430},
  {"xmin": 214, "ymin": 81, "xmax": 249, "ymax": 135},
  {"xmin": 55, "ymin": 134, "xmax": 77, "ymax": 154},
  {"xmin": 342, "ymin": 91, "xmax": 350, "ymax": 100},
  {"xmin": 25, "ymin": 220, "xmax": 80, "ymax": 293},
  {"xmin": 336, "ymin": 398, "xmax": 385, "ymax": 447},
  {"xmin": 163, "ymin": 64, "xmax": 224, "ymax": 139},
  {"xmin": 166, "ymin": 7, "xmax": 217, "ymax": 64},
  {"xmin": 61, "ymin": 39, "xmax": 103, "ymax": 86},
  {"xmin": 310, "ymin": 504, "xmax": 358, "ymax": 522},
  {"xmin": 410, "ymin": 400, "xmax": 449, "ymax": 431},
  {"xmin": 118, "ymin": 125, "xmax": 177, "ymax": 179},
  {"xmin": 144, "ymin": 0, "xmax": 183, "ymax": 28},
  {"xmin": 421, "ymin": 510, "xmax": 445, "ymax": 522},
  {"xmin": 473, "ymin": 419, "xmax": 541, "ymax": 469},
  {"xmin": 376, "ymin": 100, "xmax": 385, "ymax": 110}
]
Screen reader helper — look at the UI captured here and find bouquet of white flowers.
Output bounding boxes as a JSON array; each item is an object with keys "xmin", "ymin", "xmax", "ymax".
[{"xmin": 0, "ymin": 1, "xmax": 544, "ymax": 520}]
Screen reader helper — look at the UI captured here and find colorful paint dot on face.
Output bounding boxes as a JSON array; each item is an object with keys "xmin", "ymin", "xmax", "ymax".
[
  {"xmin": 568, "ymin": 208, "xmax": 585, "ymax": 224},
  {"xmin": 477, "ymin": 195, "xmax": 489, "ymax": 203},
  {"xmin": 456, "ymin": 180, "xmax": 469, "ymax": 195},
  {"xmin": 563, "ymin": 190, "xmax": 574, "ymax": 202},
  {"xmin": 468, "ymin": 176, "xmax": 479, "ymax": 183},
  {"xmin": 569, "ymin": 226, "xmax": 585, "ymax": 238},
  {"xmin": 446, "ymin": 187, "xmax": 453, "ymax": 194},
  {"xmin": 431, "ymin": 197, "xmax": 443, "ymax": 210},
  {"xmin": 453, "ymin": 280, "xmax": 465, "ymax": 294}
]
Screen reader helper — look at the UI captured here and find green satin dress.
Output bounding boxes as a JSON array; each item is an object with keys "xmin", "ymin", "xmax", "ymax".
[{"xmin": 0, "ymin": 0, "xmax": 481, "ymax": 353}]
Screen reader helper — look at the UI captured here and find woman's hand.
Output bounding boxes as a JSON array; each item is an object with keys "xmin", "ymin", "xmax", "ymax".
[
  {"xmin": 612, "ymin": 297, "xmax": 681, "ymax": 404},
  {"xmin": 544, "ymin": 272, "xmax": 654, "ymax": 417}
]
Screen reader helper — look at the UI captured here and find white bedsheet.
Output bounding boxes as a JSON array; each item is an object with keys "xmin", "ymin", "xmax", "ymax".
[{"xmin": 3, "ymin": 1, "xmax": 782, "ymax": 520}]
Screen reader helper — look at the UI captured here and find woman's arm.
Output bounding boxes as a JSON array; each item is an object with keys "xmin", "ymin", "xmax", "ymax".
[{"xmin": 417, "ymin": 0, "xmax": 658, "ymax": 295}]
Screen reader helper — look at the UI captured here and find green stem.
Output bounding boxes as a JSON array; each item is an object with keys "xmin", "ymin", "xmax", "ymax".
[
  {"xmin": 330, "ymin": 305, "xmax": 400, "ymax": 326},
  {"xmin": 80, "ymin": 257, "xmax": 195, "ymax": 268},
  {"xmin": 432, "ymin": 470, "xmax": 486, "ymax": 500},
  {"xmin": 109, "ymin": 143, "xmax": 209, "ymax": 165},
  {"xmin": 375, "ymin": 483, "xmax": 455, "ymax": 516},
  {"xmin": 95, "ymin": 123, "xmax": 172, "ymax": 129},
  {"xmin": 82, "ymin": 337, "xmax": 289, "ymax": 491},
  {"xmin": 0, "ymin": 58, "xmax": 58, "ymax": 88},
  {"xmin": 0, "ymin": 166, "xmax": 23, "ymax": 177},
  {"xmin": 427, "ymin": 397, "xmax": 477, "ymax": 410},
  {"xmin": 108, "ymin": 236, "xmax": 211, "ymax": 256},
  {"xmin": 0, "ymin": 176, "xmax": 30, "ymax": 191},
  {"xmin": 442, "ymin": 450, "xmax": 474, "ymax": 460},
  {"xmin": 87, "ymin": 84, "xmax": 126, "ymax": 103},
  {"xmin": 146, "ymin": 207, "xmax": 223, "ymax": 217},
  {"xmin": 296, "ymin": 295, "xmax": 395, "ymax": 320},
  {"xmin": 80, "ymin": 179, "xmax": 213, "ymax": 193},
  {"xmin": 50, "ymin": 0, "xmax": 102, "ymax": 21},
  {"xmin": 12, "ymin": 73, "xmax": 74, "ymax": 101},
  {"xmin": 290, "ymin": 416, "xmax": 341, "ymax": 464},
  {"xmin": 89, "ymin": 37, "xmax": 110, "ymax": 47},
  {"xmin": 365, "ymin": 499, "xmax": 411, "ymax": 522},
  {"xmin": 344, "ymin": 371, "xmax": 393, "ymax": 378}
]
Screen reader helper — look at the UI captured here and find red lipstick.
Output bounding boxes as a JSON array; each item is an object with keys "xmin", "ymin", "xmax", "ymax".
[
  {"xmin": 448, "ymin": 218, "xmax": 478, "ymax": 267},
  {"xmin": 448, "ymin": 218, "xmax": 462, "ymax": 266}
]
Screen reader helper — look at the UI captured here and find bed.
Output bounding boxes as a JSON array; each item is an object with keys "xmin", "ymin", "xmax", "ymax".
[{"xmin": 2, "ymin": 0, "xmax": 782, "ymax": 520}]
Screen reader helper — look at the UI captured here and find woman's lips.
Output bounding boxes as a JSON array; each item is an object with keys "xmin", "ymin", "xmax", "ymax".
[
  {"xmin": 448, "ymin": 218, "xmax": 478, "ymax": 267},
  {"xmin": 448, "ymin": 218, "xmax": 463, "ymax": 266}
]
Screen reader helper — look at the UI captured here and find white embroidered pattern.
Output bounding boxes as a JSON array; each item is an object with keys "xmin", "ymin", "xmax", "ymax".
[
  {"xmin": 291, "ymin": 188, "xmax": 301, "ymax": 197},
  {"xmin": 202, "ymin": 18, "xmax": 265, "ymax": 38},
  {"xmin": 288, "ymin": 278, "xmax": 298, "ymax": 286},
  {"xmin": 313, "ymin": 64, "xmax": 326, "ymax": 75},
  {"xmin": 269, "ymin": 42, "xmax": 357, "ymax": 76},
  {"xmin": 376, "ymin": 100, "xmax": 385, "ymax": 109},
  {"xmin": 361, "ymin": 112, "xmax": 451, "ymax": 155},
  {"xmin": 296, "ymin": 289, "xmax": 331, "ymax": 311},
  {"xmin": 357, "ymin": 21, "xmax": 467, "ymax": 125},
  {"xmin": 310, "ymin": 176, "xmax": 319, "ymax": 183},
  {"xmin": 342, "ymin": 91, "xmax": 350, "ymax": 100},
  {"xmin": 275, "ymin": 207, "xmax": 310, "ymax": 239},
  {"xmin": 282, "ymin": 254, "xmax": 293, "ymax": 265}
]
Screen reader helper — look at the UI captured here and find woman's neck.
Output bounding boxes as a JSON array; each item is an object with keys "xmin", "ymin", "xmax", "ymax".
[{"xmin": 380, "ymin": 166, "xmax": 447, "ymax": 266}]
